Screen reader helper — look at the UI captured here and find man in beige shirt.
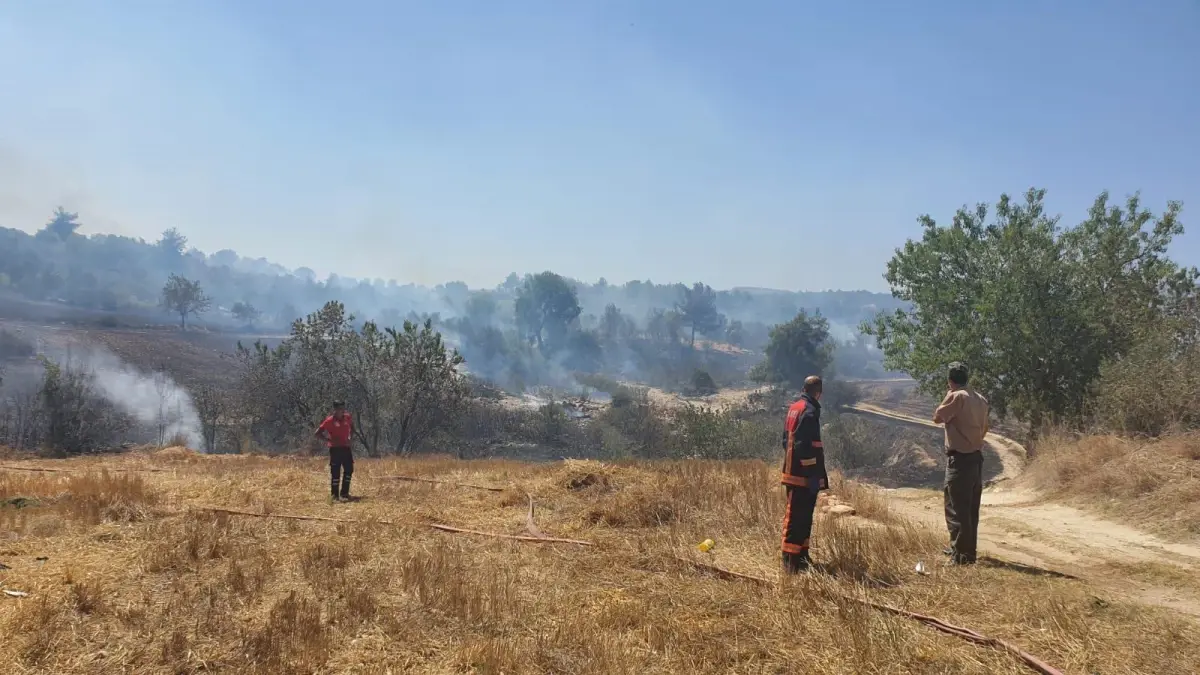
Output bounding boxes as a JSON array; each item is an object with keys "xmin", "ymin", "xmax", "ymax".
[{"xmin": 932, "ymin": 362, "xmax": 990, "ymax": 565}]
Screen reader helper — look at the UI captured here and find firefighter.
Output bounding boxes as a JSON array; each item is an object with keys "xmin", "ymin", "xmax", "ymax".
[
  {"xmin": 315, "ymin": 400, "xmax": 354, "ymax": 501},
  {"xmin": 780, "ymin": 375, "xmax": 828, "ymax": 573}
]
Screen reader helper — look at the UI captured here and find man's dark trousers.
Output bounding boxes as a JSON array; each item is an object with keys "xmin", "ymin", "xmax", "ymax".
[
  {"xmin": 944, "ymin": 450, "xmax": 983, "ymax": 564},
  {"xmin": 782, "ymin": 486, "xmax": 819, "ymax": 572},
  {"xmin": 330, "ymin": 446, "xmax": 353, "ymax": 499}
]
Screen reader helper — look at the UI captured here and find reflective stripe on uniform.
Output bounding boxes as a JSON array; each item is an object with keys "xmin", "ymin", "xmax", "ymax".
[
  {"xmin": 799, "ymin": 458, "xmax": 817, "ymax": 467},
  {"xmin": 781, "ymin": 474, "xmax": 825, "ymax": 489}
]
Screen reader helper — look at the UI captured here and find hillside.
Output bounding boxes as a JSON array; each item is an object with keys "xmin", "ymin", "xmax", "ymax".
[
  {"xmin": 0, "ymin": 317, "xmax": 275, "ymax": 389},
  {"xmin": 2, "ymin": 451, "xmax": 1198, "ymax": 674}
]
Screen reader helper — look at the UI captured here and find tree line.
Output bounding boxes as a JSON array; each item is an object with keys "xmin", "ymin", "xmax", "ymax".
[{"xmin": 0, "ymin": 207, "xmax": 902, "ymax": 337}]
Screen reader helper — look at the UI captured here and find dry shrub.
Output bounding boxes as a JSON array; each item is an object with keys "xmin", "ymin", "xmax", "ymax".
[
  {"xmin": 586, "ymin": 484, "xmax": 683, "ymax": 527},
  {"xmin": 816, "ymin": 512, "xmax": 940, "ymax": 586},
  {"xmin": 1091, "ymin": 329, "xmax": 1200, "ymax": 435},
  {"xmin": 64, "ymin": 569, "xmax": 106, "ymax": 615},
  {"xmin": 558, "ymin": 458, "xmax": 618, "ymax": 492},
  {"xmin": 5, "ymin": 596, "xmax": 72, "ymax": 667},
  {"xmin": 143, "ymin": 512, "xmax": 235, "ymax": 572},
  {"xmin": 1028, "ymin": 432, "xmax": 1200, "ymax": 535},
  {"xmin": 300, "ymin": 540, "xmax": 351, "ymax": 584},
  {"xmin": 243, "ymin": 590, "xmax": 330, "ymax": 674},
  {"xmin": 829, "ymin": 474, "xmax": 902, "ymax": 525},
  {"xmin": 397, "ymin": 538, "xmax": 519, "ymax": 628},
  {"xmin": 61, "ymin": 470, "xmax": 158, "ymax": 524}
]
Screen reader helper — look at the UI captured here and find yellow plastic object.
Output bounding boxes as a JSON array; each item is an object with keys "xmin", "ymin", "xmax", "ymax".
[{"xmin": 697, "ymin": 538, "xmax": 715, "ymax": 553}]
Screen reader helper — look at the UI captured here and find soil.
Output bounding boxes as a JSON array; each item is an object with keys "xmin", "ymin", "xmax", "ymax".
[{"xmin": 851, "ymin": 402, "xmax": 1200, "ymax": 620}]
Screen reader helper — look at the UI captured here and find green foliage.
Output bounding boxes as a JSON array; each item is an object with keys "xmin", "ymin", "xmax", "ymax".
[
  {"xmin": 235, "ymin": 301, "xmax": 468, "ymax": 456},
  {"xmin": 865, "ymin": 188, "xmax": 1197, "ymax": 432},
  {"xmin": 514, "ymin": 272, "xmax": 582, "ymax": 350},
  {"xmin": 160, "ymin": 274, "xmax": 212, "ymax": 329},
  {"xmin": 751, "ymin": 310, "xmax": 836, "ymax": 389},
  {"xmin": 38, "ymin": 357, "xmax": 132, "ymax": 454},
  {"xmin": 675, "ymin": 282, "xmax": 727, "ymax": 348},
  {"xmin": 157, "ymin": 228, "xmax": 188, "ymax": 258},
  {"xmin": 39, "ymin": 207, "xmax": 81, "ymax": 242},
  {"xmin": 725, "ymin": 320, "xmax": 745, "ymax": 347},
  {"xmin": 598, "ymin": 304, "xmax": 635, "ymax": 344},
  {"xmin": 231, "ymin": 301, "xmax": 261, "ymax": 326}
]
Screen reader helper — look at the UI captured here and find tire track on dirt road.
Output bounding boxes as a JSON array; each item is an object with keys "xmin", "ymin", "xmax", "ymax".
[{"xmin": 846, "ymin": 402, "xmax": 1200, "ymax": 619}]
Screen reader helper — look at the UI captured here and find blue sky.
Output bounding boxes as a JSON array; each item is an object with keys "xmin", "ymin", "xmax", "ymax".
[{"xmin": 1, "ymin": 1, "xmax": 1197, "ymax": 292}]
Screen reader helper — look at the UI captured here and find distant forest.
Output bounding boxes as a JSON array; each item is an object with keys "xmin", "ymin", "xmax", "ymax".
[{"xmin": 0, "ymin": 208, "xmax": 908, "ymax": 381}]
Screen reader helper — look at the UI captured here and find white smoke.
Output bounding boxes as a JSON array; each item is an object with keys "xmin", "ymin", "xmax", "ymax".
[
  {"xmin": 88, "ymin": 354, "xmax": 202, "ymax": 448},
  {"xmin": 34, "ymin": 335, "xmax": 203, "ymax": 448}
]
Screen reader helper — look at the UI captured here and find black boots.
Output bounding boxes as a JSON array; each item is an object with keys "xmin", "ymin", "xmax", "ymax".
[
  {"xmin": 783, "ymin": 552, "xmax": 811, "ymax": 574},
  {"xmin": 330, "ymin": 479, "xmax": 351, "ymax": 501}
]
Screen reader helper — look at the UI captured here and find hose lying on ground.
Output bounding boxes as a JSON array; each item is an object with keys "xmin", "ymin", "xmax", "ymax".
[
  {"xmin": 678, "ymin": 557, "xmax": 1064, "ymax": 675},
  {"xmin": 200, "ymin": 499, "xmax": 1063, "ymax": 675},
  {"xmin": 196, "ymin": 506, "xmax": 595, "ymax": 546}
]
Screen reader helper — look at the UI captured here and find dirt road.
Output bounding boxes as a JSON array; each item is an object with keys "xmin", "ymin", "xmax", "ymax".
[{"xmin": 848, "ymin": 403, "xmax": 1200, "ymax": 619}]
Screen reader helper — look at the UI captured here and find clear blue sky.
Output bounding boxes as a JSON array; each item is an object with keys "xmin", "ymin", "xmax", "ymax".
[{"xmin": 1, "ymin": 1, "xmax": 1197, "ymax": 291}]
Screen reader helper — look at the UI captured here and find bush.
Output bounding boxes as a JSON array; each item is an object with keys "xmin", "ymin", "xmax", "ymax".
[
  {"xmin": 688, "ymin": 369, "xmax": 718, "ymax": 396},
  {"xmin": 1090, "ymin": 329, "xmax": 1200, "ymax": 435},
  {"xmin": 821, "ymin": 413, "xmax": 891, "ymax": 471},
  {"xmin": 0, "ymin": 357, "xmax": 134, "ymax": 454}
]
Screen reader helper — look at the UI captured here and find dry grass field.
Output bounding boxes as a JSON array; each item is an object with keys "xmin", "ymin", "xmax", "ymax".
[
  {"xmin": 2, "ymin": 449, "xmax": 1199, "ymax": 674},
  {"xmin": 1026, "ymin": 432, "xmax": 1200, "ymax": 538}
]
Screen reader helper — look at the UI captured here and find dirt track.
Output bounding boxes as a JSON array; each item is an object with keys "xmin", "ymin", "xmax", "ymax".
[{"xmin": 848, "ymin": 402, "xmax": 1200, "ymax": 619}]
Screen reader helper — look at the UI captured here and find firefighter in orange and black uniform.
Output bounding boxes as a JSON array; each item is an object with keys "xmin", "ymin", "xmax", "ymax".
[{"xmin": 780, "ymin": 375, "xmax": 828, "ymax": 573}]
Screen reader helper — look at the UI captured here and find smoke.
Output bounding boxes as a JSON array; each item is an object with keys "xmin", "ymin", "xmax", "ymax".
[
  {"xmin": 89, "ymin": 354, "xmax": 202, "ymax": 448},
  {"xmin": 35, "ymin": 336, "xmax": 203, "ymax": 448}
]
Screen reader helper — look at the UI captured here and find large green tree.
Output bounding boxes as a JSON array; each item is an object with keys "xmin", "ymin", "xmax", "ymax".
[
  {"xmin": 161, "ymin": 274, "xmax": 212, "ymax": 330},
  {"xmin": 514, "ymin": 271, "xmax": 582, "ymax": 350},
  {"xmin": 865, "ymin": 188, "xmax": 1196, "ymax": 433},
  {"xmin": 675, "ymin": 282, "xmax": 726, "ymax": 348},
  {"xmin": 751, "ymin": 310, "xmax": 836, "ymax": 389},
  {"xmin": 236, "ymin": 301, "xmax": 467, "ymax": 456}
]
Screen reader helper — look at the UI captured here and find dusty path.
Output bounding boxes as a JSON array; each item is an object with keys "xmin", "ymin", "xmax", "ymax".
[
  {"xmin": 849, "ymin": 402, "xmax": 1200, "ymax": 618},
  {"xmin": 847, "ymin": 403, "xmax": 1025, "ymax": 482}
]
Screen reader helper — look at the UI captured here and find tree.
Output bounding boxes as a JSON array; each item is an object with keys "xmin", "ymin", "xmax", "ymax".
[
  {"xmin": 514, "ymin": 272, "xmax": 581, "ymax": 350},
  {"xmin": 598, "ymin": 303, "xmax": 634, "ymax": 344},
  {"xmin": 236, "ymin": 301, "xmax": 468, "ymax": 457},
  {"xmin": 39, "ymin": 356, "xmax": 132, "ymax": 454},
  {"xmin": 151, "ymin": 368, "xmax": 183, "ymax": 446},
  {"xmin": 158, "ymin": 228, "xmax": 188, "ymax": 258},
  {"xmin": 864, "ymin": 188, "xmax": 1195, "ymax": 433},
  {"xmin": 232, "ymin": 301, "xmax": 262, "ymax": 327},
  {"xmin": 751, "ymin": 311, "xmax": 835, "ymax": 389},
  {"xmin": 160, "ymin": 274, "xmax": 212, "ymax": 330},
  {"xmin": 40, "ymin": 207, "xmax": 81, "ymax": 241},
  {"xmin": 192, "ymin": 385, "xmax": 224, "ymax": 453},
  {"xmin": 725, "ymin": 320, "xmax": 745, "ymax": 347},
  {"xmin": 464, "ymin": 292, "xmax": 499, "ymax": 325},
  {"xmin": 675, "ymin": 282, "xmax": 726, "ymax": 348}
]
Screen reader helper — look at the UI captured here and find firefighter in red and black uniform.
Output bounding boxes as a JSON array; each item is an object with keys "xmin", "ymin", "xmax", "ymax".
[{"xmin": 780, "ymin": 375, "xmax": 828, "ymax": 573}]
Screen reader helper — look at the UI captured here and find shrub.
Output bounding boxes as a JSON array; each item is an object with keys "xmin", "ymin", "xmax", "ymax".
[{"xmin": 688, "ymin": 369, "xmax": 718, "ymax": 396}]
